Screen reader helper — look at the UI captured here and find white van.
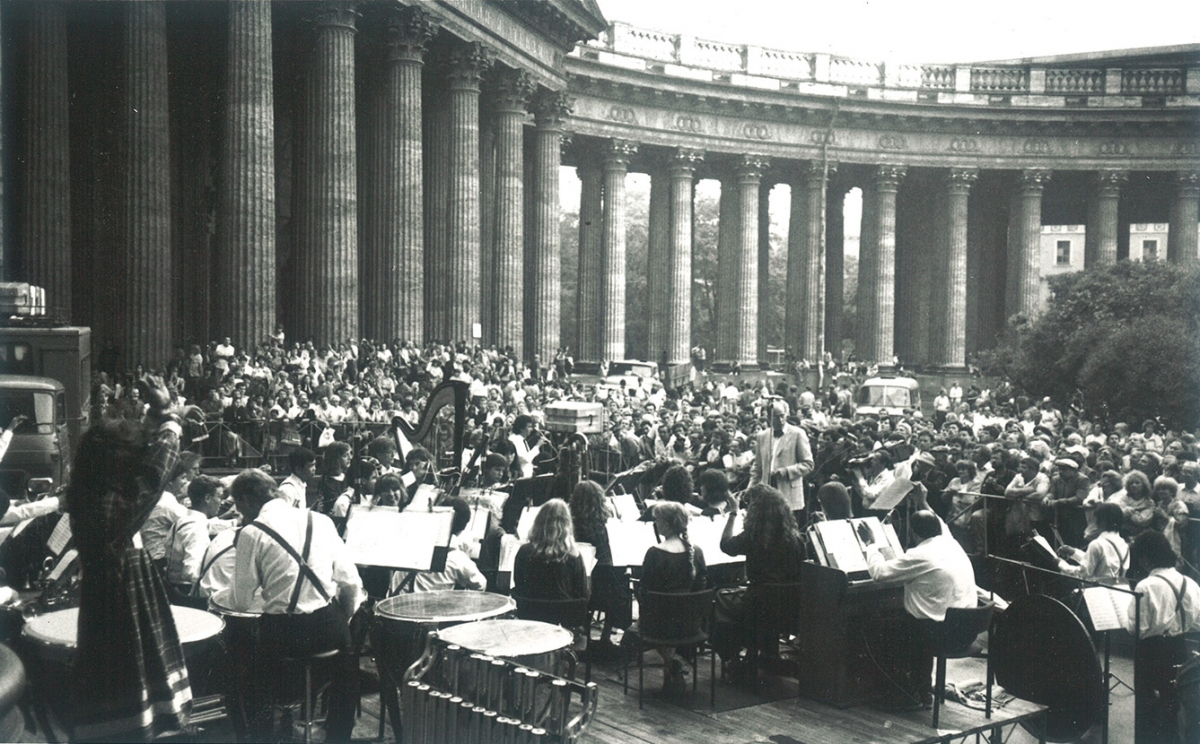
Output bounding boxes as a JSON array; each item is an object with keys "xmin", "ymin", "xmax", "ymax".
[{"xmin": 854, "ymin": 376, "xmax": 921, "ymax": 417}]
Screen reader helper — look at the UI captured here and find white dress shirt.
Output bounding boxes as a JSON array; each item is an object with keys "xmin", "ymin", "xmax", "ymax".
[
  {"xmin": 510, "ymin": 433, "xmax": 540, "ymax": 479},
  {"xmin": 277, "ymin": 474, "xmax": 308, "ymax": 509},
  {"xmin": 198, "ymin": 528, "xmax": 238, "ymax": 599},
  {"xmin": 1058, "ymin": 531, "xmax": 1127, "ymax": 584},
  {"xmin": 1127, "ymin": 567, "xmax": 1200, "ymax": 638},
  {"xmin": 231, "ymin": 499, "xmax": 363, "ymax": 615},
  {"xmin": 141, "ymin": 491, "xmax": 189, "ymax": 561},
  {"xmin": 866, "ymin": 529, "xmax": 977, "ymax": 621},
  {"xmin": 395, "ymin": 535, "xmax": 487, "ymax": 594},
  {"xmin": 164, "ymin": 510, "xmax": 211, "ymax": 585}
]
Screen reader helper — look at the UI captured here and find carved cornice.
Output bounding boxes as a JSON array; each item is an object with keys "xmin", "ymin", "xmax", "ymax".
[
  {"xmin": 532, "ymin": 89, "xmax": 575, "ymax": 129},
  {"xmin": 946, "ymin": 167, "xmax": 979, "ymax": 193},
  {"xmin": 873, "ymin": 164, "xmax": 907, "ymax": 191},
  {"xmin": 384, "ymin": 5, "xmax": 436, "ymax": 63},
  {"xmin": 1094, "ymin": 169, "xmax": 1129, "ymax": 198},
  {"xmin": 603, "ymin": 139, "xmax": 639, "ymax": 169}
]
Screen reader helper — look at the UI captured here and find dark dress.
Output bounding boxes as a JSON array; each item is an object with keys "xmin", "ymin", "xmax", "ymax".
[
  {"xmin": 69, "ymin": 420, "xmax": 192, "ymax": 742},
  {"xmin": 641, "ymin": 546, "xmax": 708, "ymax": 594},
  {"xmin": 575, "ymin": 520, "xmax": 632, "ymax": 628},
  {"xmin": 512, "ymin": 543, "xmax": 589, "ymax": 601},
  {"xmin": 713, "ymin": 530, "xmax": 805, "ymax": 662}
]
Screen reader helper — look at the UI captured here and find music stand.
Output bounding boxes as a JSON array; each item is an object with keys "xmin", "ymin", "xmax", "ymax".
[{"xmin": 343, "ymin": 505, "xmax": 456, "ymax": 592}]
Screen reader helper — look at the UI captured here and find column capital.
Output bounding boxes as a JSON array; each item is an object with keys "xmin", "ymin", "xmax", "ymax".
[
  {"xmin": 1018, "ymin": 168, "xmax": 1052, "ymax": 193},
  {"xmin": 735, "ymin": 154, "xmax": 770, "ymax": 182},
  {"xmin": 384, "ymin": 5, "xmax": 436, "ymax": 63},
  {"xmin": 312, "ymin": 2, "xmax": 359, "ymax": 32},
  {"xmin": 798, "ymin": 160, "xmax": 837, "ymax": 186},
  {"xmin": 444, "ymin": 41, "xmax": 491, "ymax": 91},
  {"xmin": 603, "ymin": 139, "xmax": 638, "ymax": 169},
  {"xmin": 559, "ymin": 131, "xmax": 574, "ymax": 157},
  {"xmin": 668, "ymin": 147, "xmax": 704, "ymax": 177},
  {"xmin": 1094, "ymin": 169, "xmax": 1129, "ymax": 197},
  {"xmin": 946, "ymin": 167, "xmax": 979, "ymax": 193},
  {"xmin": 1176, "ymin": 170, "xmax": 1200, "ymax": 197},
  {"xmin": 531, "ymin": 88, "xmax": 573, "ymax": 129},
  {"xmin": 489, "ymin": 67, "xmax": 534, "ymax": 115},
  {"xmin": 873, "ymin": 164, "xmax": 907, "ymax": 191}
]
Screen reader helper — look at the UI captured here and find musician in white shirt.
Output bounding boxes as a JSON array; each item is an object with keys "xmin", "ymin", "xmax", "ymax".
[
  {"xmin": 228, "ymin": 469, "xmax": 364, "ymax": 743},
  {"xmin": 509, "ymin": 415, "xmax": 542, "ymax": 479},
  {"xmin": 1056, "ymin": 503, "xmax": 1128, "ymax": 584},
  {"xmin": 277, "ymin": 448, "xmax": 316, "ymax": 509},
  {"xmin": 163, "ymin": 476, "xmax": 223, "ymax": 591}
]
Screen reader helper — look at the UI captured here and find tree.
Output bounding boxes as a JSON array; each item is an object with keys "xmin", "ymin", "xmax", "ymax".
[{"xmin": 978, "ymin": 261, "xmax": 1200, "ymax": 429}]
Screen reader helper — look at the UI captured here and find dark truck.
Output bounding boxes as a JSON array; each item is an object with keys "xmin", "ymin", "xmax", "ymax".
[{"xmin": 0, "ymin": 321, "xmax": 91, "ymax": 497}]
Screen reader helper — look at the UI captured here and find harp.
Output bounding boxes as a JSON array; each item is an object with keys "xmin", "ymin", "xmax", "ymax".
[{"xmin": 394, "ymin": 380, "xmax": 470, "ymax": 475}]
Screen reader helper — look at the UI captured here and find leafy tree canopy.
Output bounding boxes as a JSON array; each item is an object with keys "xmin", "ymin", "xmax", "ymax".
[{"xmin": 979, "ymin": 261, "xmax": 1200, "ymax": 430}]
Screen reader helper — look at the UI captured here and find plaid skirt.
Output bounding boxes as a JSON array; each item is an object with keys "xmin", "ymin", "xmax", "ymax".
[{"xmin": 72, "ymin": 547, "xmax": 192, "ymax": 742}]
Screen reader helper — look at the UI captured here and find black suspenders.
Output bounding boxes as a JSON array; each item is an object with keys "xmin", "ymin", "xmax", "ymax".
[{"xmin": 246, "ymin": 513, "xmax": 332, "ymax": 614}]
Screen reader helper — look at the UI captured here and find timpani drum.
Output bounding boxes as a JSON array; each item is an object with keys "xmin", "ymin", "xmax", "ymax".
[
  {"xmin": 436, "ymin": 619, "xmax": 573, "ymax": 676},
  {"xmin": 21, "ymin": 605, "xmax": 225, "ymax": 665}
]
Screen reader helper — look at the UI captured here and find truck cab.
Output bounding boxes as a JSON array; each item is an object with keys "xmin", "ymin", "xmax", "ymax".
[
  {"xmin": 0, "ymin": 375, "xmax": 71, "ymax": 498},
  {"xmin": 854, "ymin": 375, "xmax": 922, "ymax": 418}
]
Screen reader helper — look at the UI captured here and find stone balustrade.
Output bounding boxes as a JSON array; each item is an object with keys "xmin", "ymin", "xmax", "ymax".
[{"xmin": 576, "ymin": 21, "xmax": 1200, "ymax": 107}]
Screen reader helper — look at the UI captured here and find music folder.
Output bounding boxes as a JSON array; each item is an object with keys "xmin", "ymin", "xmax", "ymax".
[
  {"xmin": 810, "ymin": 517, "xmax": 904, "ymax": 579},
  {"xmin": 344, "ymin": 504, "xmax": 455, "ymax": 572}
]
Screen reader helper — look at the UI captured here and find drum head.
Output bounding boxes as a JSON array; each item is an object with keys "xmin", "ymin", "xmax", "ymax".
[{"xmin": 992, "ymin": 594, "xmax": 1106, "ymax": 741}]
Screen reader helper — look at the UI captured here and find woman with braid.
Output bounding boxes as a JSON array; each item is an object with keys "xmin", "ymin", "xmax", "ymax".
[{"xmin": 634, "ymin": 502, "xmax": 708, "ymax": 695}]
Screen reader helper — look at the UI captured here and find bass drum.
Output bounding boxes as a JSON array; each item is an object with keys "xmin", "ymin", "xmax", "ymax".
[{"xmin": 991, "ymin": 594, "xmax": 1106, "ymax": 742}]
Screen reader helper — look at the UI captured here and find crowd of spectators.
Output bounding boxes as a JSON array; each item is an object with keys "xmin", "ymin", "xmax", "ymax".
[{"xmin": 84, "ymin": 333, "xmax": 1200, "ymax": 585}]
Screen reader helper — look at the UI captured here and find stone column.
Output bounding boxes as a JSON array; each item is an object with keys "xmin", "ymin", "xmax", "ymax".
[
  {"xmin": 576, "ymin": 160, "xmax": 602, "ymax": 364},
  {"xmin": 716, "ymin": 174, "xmax": 738, "ymax": 366},
  {"xmin": 1169, "ymin": 171, "xmax": 1200, "ymax": 263},
  {"xmin": 856, "ymin": 185, "xmax": 879, "ymax": 361},
  {"xmin": 600, "ymin": 139, "xmax": 638, "ymax": 362},
  {"xmin": 667, "ymin": 148, "xmax": 703, "ymax": 365},
  {"xmin": 217, "ymin": 0, "xmax": 275, "ymax": 350},
  {"xmin": 757, "ymin": 185, "xmax": 772, "ymax": 365},
  {"xmin": 490, "ymin": 68, "xmax": 533, "ymax": 357},
  {"xmin": 424, "ymin": 74, "xmax": 449, "ymax": 342},
  {"xmin": 824, "ymin": 184, "xmax": 845, "ymax": 360},
  {"xmin": 443, "ymin": 42, "xmax": 490, "ymax": 344},
  {"xmin": 1007, "ymin": 169, "xmax": 1051, "ymax": 318},
  {"xmin": 122, "ymin": 1, "xmax": 172, "ymax": 367},
  {"xmin": 646, "ymin": 167, "xmax": 669, "ymax": 362},
  {"xmin": 22, "ymin": 2, "xmax": 71, "ymax": 317},
  {"xmin": 296, "ymin": 3, "xmax": 358, "ymax": 346},
  {"xmin": 529, "ymin": 90, "xmax": 572, "ymax": 362},
  {"xmin": 362, "ymin": 7, "xmax": 433, "ymax": 344},
  {"xmin": 735, "ymin": 155, "xmax": 769, "ymax": 368},
  {"xmin": 1088, "ymin": 170, "xmax": 1127, "ymax": 266},
  {"xmin": 865, "ymin": 164, "xmax": 906, "ymax": 365},
  {"xmin": 938, "ymin": 167, "xmax": 977, "ymax": 368},
  {"xmin": 786, "ymin": 162, "xmax": 830, "ymax": 362}
]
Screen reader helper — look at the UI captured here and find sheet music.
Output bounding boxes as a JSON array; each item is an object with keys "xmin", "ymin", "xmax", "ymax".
[
  {"xmin": 516, "ymin": 505, "xmax": 542, "ymax": 541},
  {"xmin": 498, "ymin": 534, "xmax": 522, "ymax": 573},
  {"xmin": 608, "ymin": 493, "xmax": 641, "ymax": 521},
  {"xmin": 687, "ymin": 514, "xmax": 744, "ymax": 566},
  {"xmin": 344, "ymin": 505, "xmax": 454, "ymax": 570},
  {"xmin": 850, "ymin": 517, "xmax": 898, "ymax": 561},
  {"xmin": 1083, "ymin": 586, "xmax": 1133, "ymax": 632},
  {"xmin": 465, "ymin": 505, "xmax": 491, "ymax": 544},
  {"xmin": 1030, "ymin": 534, "xmax": 1059, "ymax": 563},
  {"xmin": 47, "ymin": 514, "xmax": 72, "ymax": 556},
  {"xmin": 577, "ymin": 542, "xmax": 598, "ymax": 576},
  {"xmin": 812, "ymin": 519, "xmax": 870, "ymax": 574},
  {"xmin": 872, "ymin": 477, "xmax": 915, "ymax": 512},
  {"xmin": 408, "ymin": 483, "xmax": 440, "ymax": 511},
  {"xmin": 605, "ymin": 519, "xmax": 659, "ymax": 567},
  {"xmin": 47, "ymin": 548, "xmax": 77, "ymax": 581},
  {"xmin": 462, "ymin": 488, "xmax": 508, "ymax": 517}
]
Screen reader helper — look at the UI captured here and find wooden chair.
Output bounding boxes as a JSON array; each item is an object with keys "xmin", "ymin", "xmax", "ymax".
[
  {"xmin": 930, "ymin": 603, "xmax": 995, "ymax": 728},
  {"xmin": 623, "ymin": 589, "xmax": 717, "ymax": 709}
]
